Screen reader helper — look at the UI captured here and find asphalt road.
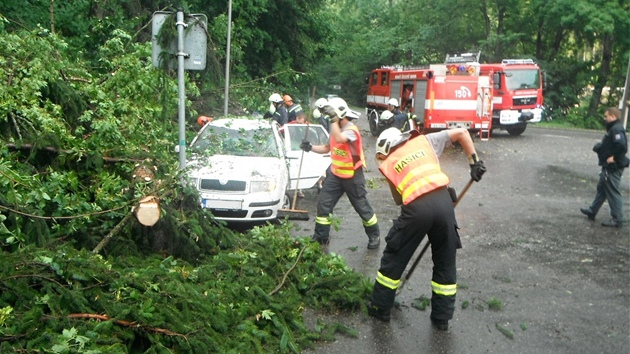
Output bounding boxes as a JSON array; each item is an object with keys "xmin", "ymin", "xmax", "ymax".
[{"xmin": 288, "ymin": 117, "xmax": 630, "ymax": 354}]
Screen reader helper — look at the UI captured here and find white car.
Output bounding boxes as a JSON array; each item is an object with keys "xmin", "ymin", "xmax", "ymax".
[
  {"xmin": 280, "ymin": 123, "xmax": 331, "ymax": 191},
  {"xmin": 185, "ymin": 117, "xmax": 329, "ymax": 223}
]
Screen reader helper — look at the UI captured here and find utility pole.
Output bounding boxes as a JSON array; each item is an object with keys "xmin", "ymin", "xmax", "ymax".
[
  {"xmin": 224, "ymin": 0, "xmax": 233, "ymax": 117},
  {"xmin": 620, "ymin": 56, "xmax": 629, "ymax": 129}
]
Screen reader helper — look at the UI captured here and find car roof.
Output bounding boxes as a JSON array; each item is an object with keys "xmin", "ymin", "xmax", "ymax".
[{"xmin": 205, "ymin": 117, "xmax": 276, "ymax": 130}]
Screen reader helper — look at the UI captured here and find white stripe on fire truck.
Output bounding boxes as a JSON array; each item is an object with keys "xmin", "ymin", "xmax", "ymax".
[{"xmin": 426, "ymin": 99, "xmax": 478, "ymax": 110}]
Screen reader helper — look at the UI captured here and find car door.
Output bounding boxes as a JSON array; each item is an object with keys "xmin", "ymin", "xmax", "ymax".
[{"xmin": 282, "ymin": 124, "xmax": 330, "ymax": 190}]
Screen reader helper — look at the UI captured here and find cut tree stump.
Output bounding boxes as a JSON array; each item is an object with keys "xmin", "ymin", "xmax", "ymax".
[{"xmin": 133, "ymin": 196, "xmax": 161, "ymax": 227}]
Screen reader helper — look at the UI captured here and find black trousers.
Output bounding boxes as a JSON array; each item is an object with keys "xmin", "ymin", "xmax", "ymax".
[
  {"xmin": 370, "ymin": 187, "xmax": 460, "ymax": 321},
  {"xmin": 313, "ymin": 167, "xmax": 379, "ymax": 241}
]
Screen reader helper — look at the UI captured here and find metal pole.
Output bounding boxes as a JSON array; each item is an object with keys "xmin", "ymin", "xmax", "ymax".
[
  {"xmin": 620, "ymin": 56, "xmax": 630, "ymax": 129},
  {"xmin": 176, "ymin": 9, "xmax": 187, "ymax": 169},
  {"xmin": 223, "ymin": 0, "xmax": 233, "ymax": 117}
]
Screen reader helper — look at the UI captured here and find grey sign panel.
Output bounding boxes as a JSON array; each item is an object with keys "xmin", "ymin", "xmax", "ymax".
[{"xmin": 152, "ymin": 11, "xmax": 207, "ymax": 70}]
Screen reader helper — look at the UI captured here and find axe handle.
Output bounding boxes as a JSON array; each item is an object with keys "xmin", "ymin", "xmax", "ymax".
[
  {"xmin": 291, "ymin": 124, "xmax": 310, "ymax": 210},
  {"xmin": 396, "ymin": 178, "xmax": 474, "ymax": 295}
]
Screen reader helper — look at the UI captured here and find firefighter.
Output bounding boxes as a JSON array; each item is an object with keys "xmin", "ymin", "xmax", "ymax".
[
  {"xmin": 300, "ymin": 97, "xmax": 380, "ymax": 249},
  {"xmin": 387, "ymin": 98, "xmax": 402, "ymax": 115},
  {"xmin": 283, "ymin": 94, "xmax": 304, "ymax": 123},
  {"xmin": 267, "ymin": 93, "xmax": 288, "ymax": 126},
  {"xmin": 379, "ymin": 110, "xmax": 420, "ymax": 133},
  {"xmin": 312, "ymin": 97, "xmax": 331, "ymax": 132},
  {"xmin": 366, "ymin": 127, "xmax": 486, "ymax": 330}
]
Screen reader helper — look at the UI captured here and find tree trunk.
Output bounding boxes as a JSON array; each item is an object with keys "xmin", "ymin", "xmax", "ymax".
[
  {"xmin": 49, "ymin": 0, "xmax": 55, "ymax": 34},
  {"xmin": 588, "ymin": 33, "xmax": 613, "ymax": 117}
]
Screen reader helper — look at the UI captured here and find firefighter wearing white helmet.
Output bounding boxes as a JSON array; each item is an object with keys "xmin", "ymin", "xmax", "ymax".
[
  {"xmin": 387, "ymin": 98, "xmax": 402, "ymax": 115},
  {"xmin": 380, "ymin": 110, "xmax": 394, "ymax": 123},
  {"xmin": 267, "ymin": 93, "xmax": 288, "ymax": 126},
  {"xmin": 367, "ymin": 127, "xmax": 486, "ymax": 330},
  {"xmin": 300, "ymin": 97, "xmax": 380, "ymax": 249},
  {"xmin": 375, "ymin": 127, "xmax": 407, "ymax": 160},
  {"xmin": 312, "ymin": 98, "xmax": 330, "ymax": 131},
  {"xmin": 380, "ymin": 110, "xmax": 419, "ymax": 133}
]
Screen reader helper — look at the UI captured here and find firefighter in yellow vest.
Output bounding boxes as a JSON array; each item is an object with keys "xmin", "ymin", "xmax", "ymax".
[
  {"xmin": 366, "ymin": 127, "xmax": 486, "ymax": 330},
  {"xmin": 300, "ymin": 97, "xmax": 380, "ymax": 249}
]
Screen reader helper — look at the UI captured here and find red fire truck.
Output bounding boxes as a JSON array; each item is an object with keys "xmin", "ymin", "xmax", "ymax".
[
  {"xmin": 366, "ymin": 53, "xmax": 493, "ymax": 140},
  {"xmin": 479, "ymin": 59, "xmax": 545, "ymax": 136}
]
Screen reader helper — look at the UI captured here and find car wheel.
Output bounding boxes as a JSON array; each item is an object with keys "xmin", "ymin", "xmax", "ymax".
[{"xmin": 282, "ymin": 192, "xmax": 292, "ymax": 209}]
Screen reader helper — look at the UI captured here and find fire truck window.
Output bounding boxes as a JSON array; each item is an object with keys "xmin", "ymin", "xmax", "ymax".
[
  {"xmin": 505, "ymin": 69, "xmax": 540, "ymax": 90},
  {"xmin": 381, "ymin": 72, "xmax": 388, "ymax": 86},
  {"xmin": 371, "ymin": 72, "xmax": 378, "ymax": 86}
]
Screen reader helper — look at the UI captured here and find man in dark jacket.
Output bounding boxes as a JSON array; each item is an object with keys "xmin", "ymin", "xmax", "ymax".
[
  {"xmin": 267, "ymin": 93, "xmax": 288, "ymax": 126},
  {"xmin": 581, "ymin": 107, "xmax": 629, "ymax": 227},
  {"xmin": 284, "ymin": 94, "xmax": 304, "ymax": 123}
]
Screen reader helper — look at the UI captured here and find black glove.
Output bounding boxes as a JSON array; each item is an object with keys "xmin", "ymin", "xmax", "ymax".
[
  {"xmin": 300, "ymin": 140, "xmax": 312, "ymax": 152},
  {"xmin": 322, "ymin": 105, "xmax": 339, "ymax": 123},
  {"xmin": 470, "ymin": 160, "xmax": 486, "ymax": 182},
  {"xmin": 592, "ymin": 142, "xmax": 602, "ymax": 153}
]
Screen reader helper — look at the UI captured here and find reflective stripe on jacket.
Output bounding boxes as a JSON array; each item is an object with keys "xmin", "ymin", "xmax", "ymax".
[
  {"xmin": 330, "ymin": 125, "xmax": 364, "ymax": 179},
  {"xmin": 378, "ymin": 135, "xmax": 449, "ymax": 205}
]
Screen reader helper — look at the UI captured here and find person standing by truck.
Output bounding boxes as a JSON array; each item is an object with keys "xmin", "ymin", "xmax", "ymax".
[{"xmin": 580, "ymin": 107, "xmax": 629, "ymax": 227}]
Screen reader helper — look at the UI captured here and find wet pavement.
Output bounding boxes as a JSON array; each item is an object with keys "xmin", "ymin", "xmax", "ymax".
[{"xmin": 288, "ymin": 118, "xmax": 630, "ymax": 353}]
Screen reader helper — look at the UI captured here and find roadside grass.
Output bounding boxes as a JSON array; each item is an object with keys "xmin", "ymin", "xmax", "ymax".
[{"xmin": 536, "ymin": 120, "xmax": 577, "ymax": 129}]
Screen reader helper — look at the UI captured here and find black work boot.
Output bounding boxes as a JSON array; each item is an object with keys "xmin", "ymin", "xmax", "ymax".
[
  {"xmin": 431, "ymin": 318, "xmax": 449, "ymax": 331},
  {"xmin": 580, "ymin": 207, "xmax": 595, "ymax": 220},
  {"xmin": 311, "ymin": 236, "xmax": 330, "ymax": 245},
  {"xmin": 367, "ymin": 236, "xmax": 380, "ymax": 249},
  {"xmin": 366, "ymin": 302, "xmax": 390, "ymax": 322},
  {"xmin": 365, "ymin": 223, "xmax": 380, "ymax": 249}
]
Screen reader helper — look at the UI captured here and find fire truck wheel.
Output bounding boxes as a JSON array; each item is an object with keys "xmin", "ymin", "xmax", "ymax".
[
  {"xmin": 368, "ymin": 110, "xmax": 380, "ymax": 136},
  {"xmin": 506, "ymin": 124, "xmax": 527, "ymax": 136}
]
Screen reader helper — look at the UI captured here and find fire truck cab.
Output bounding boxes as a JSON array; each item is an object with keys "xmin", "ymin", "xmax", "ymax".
[
  {"xmin": 366, "ymin": 53, "xmax": 493, "ymax": 140},
  {"xmin": 479, "ymin": 59, "xmax": 544, "ymax": 136}
]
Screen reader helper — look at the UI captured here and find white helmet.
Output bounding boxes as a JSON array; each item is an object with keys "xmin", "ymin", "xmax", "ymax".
[
  {"xmin": 327, "ymin": 97, "xmax": 348, "ymax": 118},
  {"xmin": 376, "ymin": 127, "xmax": 408, "ymax": 157},
  {"xmin": 346, "ymin": 109, "xmax": 360, "ymax": 120},
  {"xmin": 312, "ymin": 108, "xmax": 321, "ymax": 119},
  {"xmin": 380, "ymin": 110, "xmax": 394, "ymax": 122},
  {"xmin": 314, "ymin": 98, "xmax": 328, "ymax": 109},
  {"xmin": 388, "ymin": 98, "xmax": 399, "ymax": 107},
  {"xmin": 269, "ymin": 93, "xmax": 283, "ymax": 103}
]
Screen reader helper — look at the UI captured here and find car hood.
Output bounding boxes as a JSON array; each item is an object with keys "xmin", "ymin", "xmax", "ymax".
[{"xmin": 188, "ymin": 155, "xmax": 286, "ymax": 180}]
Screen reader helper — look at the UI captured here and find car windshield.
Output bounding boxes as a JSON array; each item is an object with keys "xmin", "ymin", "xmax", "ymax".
[
  {"xmin": 505, "ymin": 69, "xmax": 540, "ymax": 90},
  {"xmin": 191, "ymin": 125, "xmax": 280, "ymax": 158}
]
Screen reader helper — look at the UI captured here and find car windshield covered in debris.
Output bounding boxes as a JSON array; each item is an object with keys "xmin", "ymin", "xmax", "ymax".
[
  {"xmin": 186, "ymin": 117, "xmax": 289, "ymax": 222},
  {"xmin": 191, "ymin": 122, "xmax": 280, "ymax": 158}
]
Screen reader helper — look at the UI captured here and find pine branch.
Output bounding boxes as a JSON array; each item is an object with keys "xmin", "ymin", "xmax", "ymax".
[
  {"xmin": 63, "ymin": 314, "xmax": 187, "ymax": 337},
  {"xmin": 268, "ymin": 246, "xmax": 306, "ymax": 296},
  {"xmin": 6, "ymin": 143, "xmax": 145, "ymax": 163},
  {"xmin": 92, "ymin": 212, "xmax": 134, "ymax": 254}
]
